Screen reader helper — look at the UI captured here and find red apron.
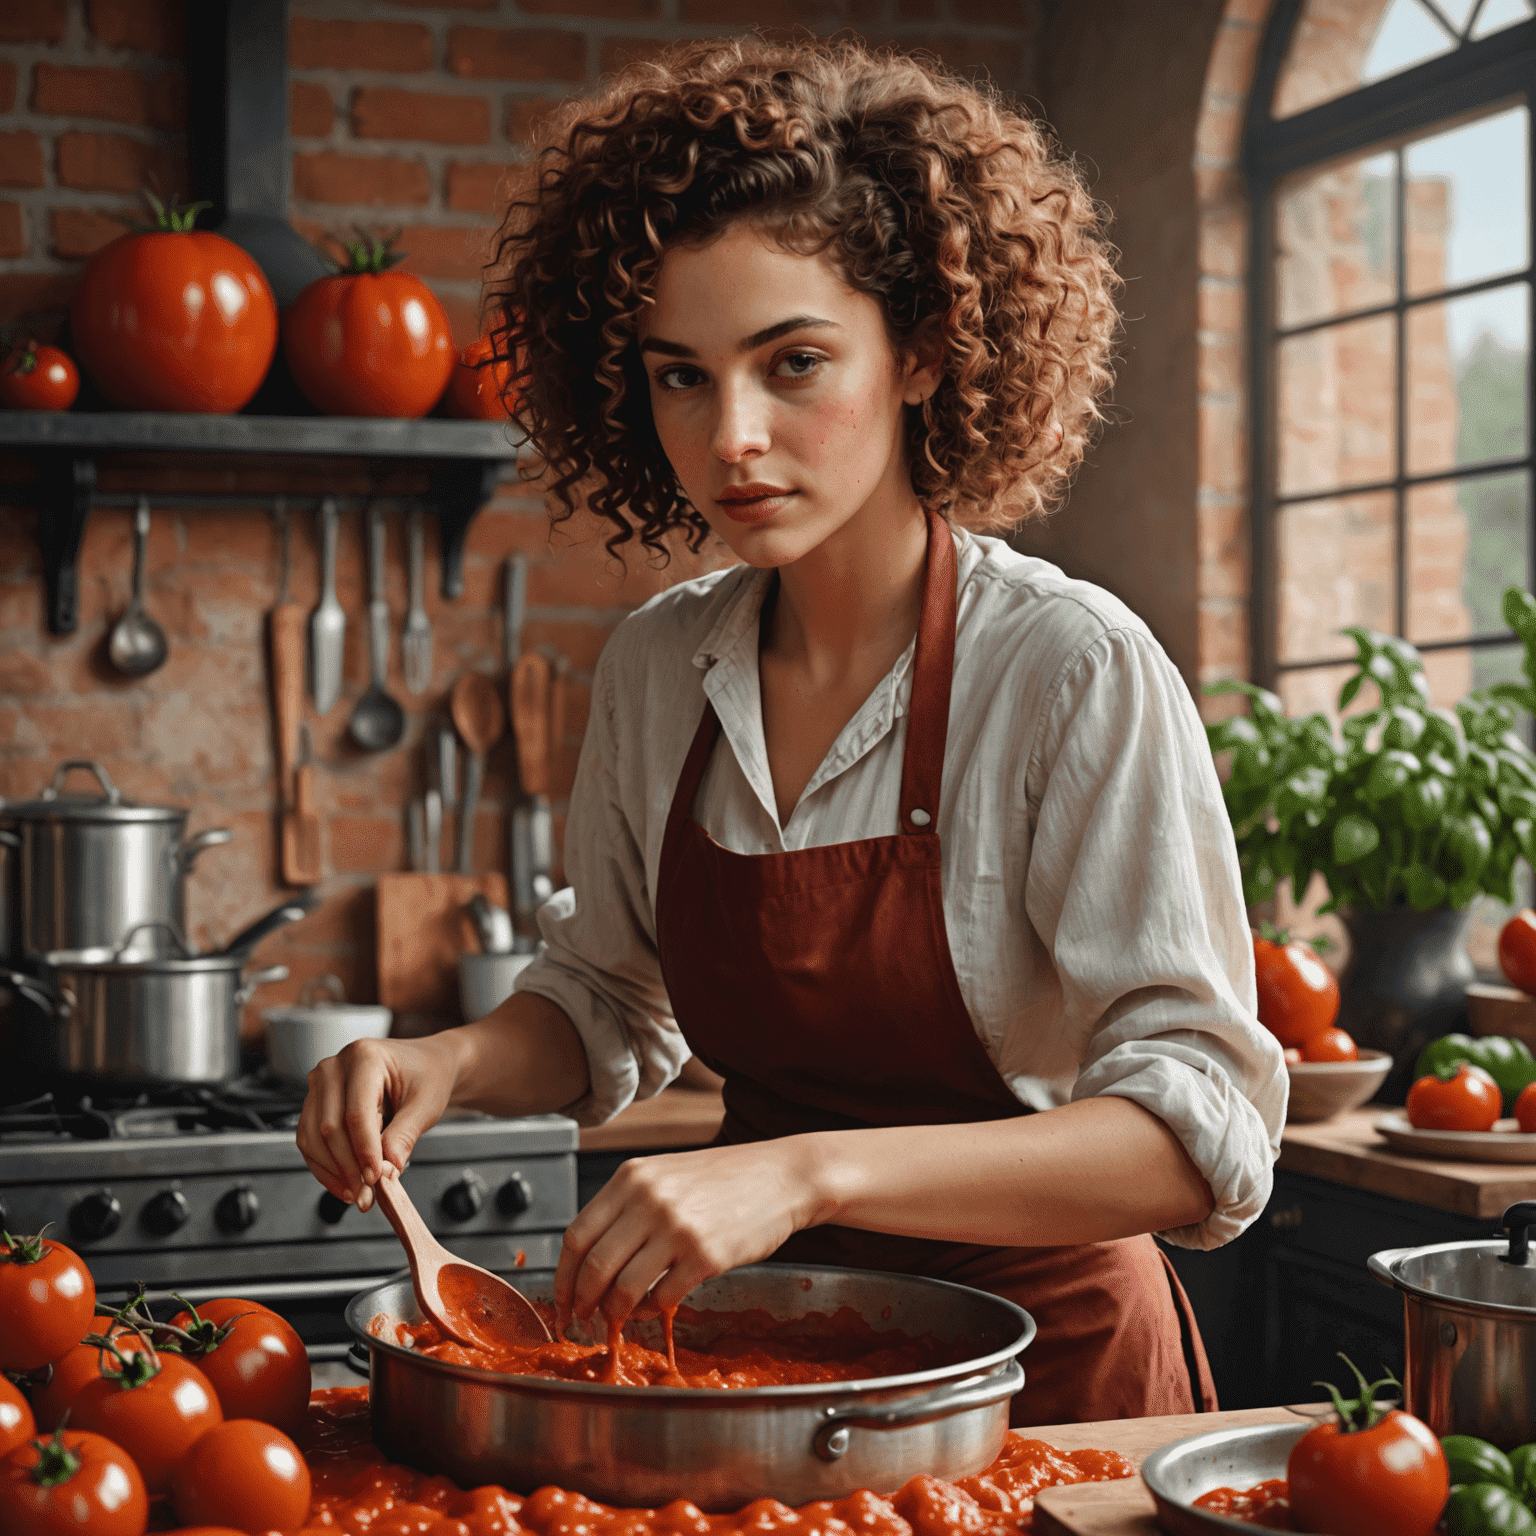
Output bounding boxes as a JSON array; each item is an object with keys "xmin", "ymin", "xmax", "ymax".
[{"xmin": 653, "ymin": 511, "xmax": 1217, "ymax": 1424}]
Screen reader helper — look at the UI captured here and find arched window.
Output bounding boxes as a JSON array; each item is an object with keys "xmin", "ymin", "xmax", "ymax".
[{"xmin": 1246, "ymin": 0, "xmax": 1535, "ymax": 719}]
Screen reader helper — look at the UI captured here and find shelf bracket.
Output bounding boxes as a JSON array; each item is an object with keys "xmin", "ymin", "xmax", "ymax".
[
  {"xmin": 38, "ymin": 451, "xmax": 96, "ymax": 636},
  {"xmin": 429, "ymin": 457, "xmax": 507, "ymax": 600}
]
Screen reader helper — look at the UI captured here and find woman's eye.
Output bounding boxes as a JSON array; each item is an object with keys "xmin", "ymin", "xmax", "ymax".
[
  {"xmin": 656, "ymin": 365, "xmax": 704, "ymax": 391},
  {"xmin": 774, "ymin": 352, "xmax": 823, "ymax": 379}
]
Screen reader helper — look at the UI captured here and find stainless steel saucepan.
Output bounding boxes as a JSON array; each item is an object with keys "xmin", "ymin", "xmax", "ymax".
[{"xmin": 347, "ymin": 1263, "xmax": 1032, "ymax": 1511}]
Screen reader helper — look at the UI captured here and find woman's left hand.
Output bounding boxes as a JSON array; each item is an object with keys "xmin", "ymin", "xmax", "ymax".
[{"xmin": 554, "ymin": 1139, "xmax": 825, "ymax": 1331}]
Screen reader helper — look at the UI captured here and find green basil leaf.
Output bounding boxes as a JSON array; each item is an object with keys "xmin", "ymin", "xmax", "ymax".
[
  {"xmin": 1333, "ymin": 813, "xmax": 1380, "ymax": 865},
  {"xmin": 1403, "ymin": 864, "xmax": 1448, "ymax": 910},
  {"xmin": 1403, "ymin": 776, "xmax": 1448, "ymax": 829}
]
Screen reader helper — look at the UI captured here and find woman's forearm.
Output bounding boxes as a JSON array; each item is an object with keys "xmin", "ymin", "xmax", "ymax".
[
  {"xmin": 442, "ymin": 990, "xmax": 592, "ymax": 1118},
  {"xmin": 799, "ymin": 1096, "xmax": 1215, "ymax": 1247}
]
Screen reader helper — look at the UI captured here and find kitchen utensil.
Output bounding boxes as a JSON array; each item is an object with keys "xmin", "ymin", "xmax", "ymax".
[
  {"xmin": 310, "ymin": 497, "xmax": 345, "ymax": 713},
  {"xmin": 424, "ymin": 789, "xmax": 442, "ymax": 875},
  {"xmin": 408, "ymin": 800, "xmax": 426, "ymax": 873},
  {"xmin": 1370, "ymin": 1201, "xmax": 1536, "ymax": 1445},
  {"xmin": 1374, "ymin": 1111, "xmax": 1536, "ymax": 1162},
  {"xmin": 504, "ymin": 553, "xmax": 527, "ymax": 668},
  {"xmin": 436, "ymin": 726, "xmax": 458, "ymax": 859},
  {"xmin": 107, "ymin": 497, "xmax": 169, "ymax": 678},
  {"xmin": 270, "ymin": 510, "xmax": 321, "ymax": 888},
  {"xmin": 286, "ymin": 724, "xmax": 323, "ymax": 886},
  {"xmin": 219, "ymin": 889, "xmax": 322, "ymax": 958},
  {"xmin": 371, "ymin": 1166, "xmax": 551, "ymax": 1348},
  {"xmin": 467, "ymin": 893, "xmax": 514, "ymax": 954},
  {"xmin": 459, "ymin": 951, "xmax": 535, "ymax": 1021},
  {"xmin": 403, "ymin": 507, "xmax": 433, "ymax": 695},
  {"xmin": 350, "ymin": 506, "xmax": 407, "ymax": 752},
  {"xmin": 375, "ymin": 872, "xmax": 510, "ymax": 1016},
  {"xmin": 0, "ymin": 760, "xmax": 230, "ymax": 963},
  {"xmin": 347, "ymin": 1263, "xmax": 1032, "ymax": 1511},
  {"xmin": 262, "ymin": 974, "xmax": 392, "ymax": 1084},
  {"xmin": 3, "ymin": 921, "xmax": 291, "ymax": 1087},
  {"xmin": 450, "ymin": 672, "xmax": 505, "ymax": 875},
  {"xmin": 511, "ymin": 803, "xmax": 535, "ymax": 928},
  {"xmin": 1138, "ymin": 1421, "xmax": 1308, "ymax": 1536},
  {"xmin": 1284, "ymin": 1049, "xmax": 1391, "ymax": 1122},
  {"xmin": 510, "ymin": 651, "xmax": 553, "ymax": 901}
]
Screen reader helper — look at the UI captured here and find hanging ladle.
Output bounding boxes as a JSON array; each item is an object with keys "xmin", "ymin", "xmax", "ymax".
[
  {"xmin": 349, "ymin": 504, "xmax": 406, "ymax": 752},
  {"xmin": 107, "ymin": 497, "xmax": 169, "ymax": 678}
]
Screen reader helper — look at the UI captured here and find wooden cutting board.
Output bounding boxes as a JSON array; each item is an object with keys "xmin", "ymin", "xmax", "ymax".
[
  {"xmin": 1029, "ymin": 1404, "xmax": 1315, "ymax": 1536},
  {"xmin": 376, "ymin": 872, "xmax": 511, "ymax": 1021}
]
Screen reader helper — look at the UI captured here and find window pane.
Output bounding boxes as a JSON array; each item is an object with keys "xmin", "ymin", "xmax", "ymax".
[
  {"xmin": 1276, "ymin": 152, "xmax": 1395, "ymax": 329},
  {"xmin": 1277, "ymin": 662, "xmax": 1358, "ymax": 719},
  {"xmin": 1278, "ymin": 493, "xmax": 1396, "ymax": 663},
  {"xmin": 1405, "ymin": 108, "xmax": 1528, "ymax": 296},
  {"xmin": 1472, "ymin": 0, "xmax": 1535, "ymax": 40},
  {"xmin": 1407, "ymin": 284, "xmax": 1529, "ymax": 475},
  {"xmin": 1275, "ymin": 0, "xmax": 1454, "ymax": 119},
  {"xmin": 1278, "ymin": 315, "xmax": 1397, "ymax": 496},
  {"xmin": 1421, "ymin": 640, "xmax": 1524, "ymax": 705},
  {"xmin": 1408, "ymin": 472, "xmax": 1530, "ymax": 642}
]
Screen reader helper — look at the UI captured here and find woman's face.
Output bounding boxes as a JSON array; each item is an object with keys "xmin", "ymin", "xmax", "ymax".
[{"xmin": 637, "ymin": 221, "xmax": 940, "ymax": 569}]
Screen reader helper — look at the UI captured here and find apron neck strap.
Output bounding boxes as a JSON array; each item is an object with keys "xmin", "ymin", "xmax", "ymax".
[{"xmin": 897, "ymin": 510, "xmax": 957, "ymax": 836}]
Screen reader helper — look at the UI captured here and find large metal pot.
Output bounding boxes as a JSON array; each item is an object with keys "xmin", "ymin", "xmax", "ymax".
[
  {"xmin": 1369, "ymin": 1201, "xmax": 1536, "ymax": 1447},
  {"xmin": 0, "ymin": 760, "xmax": 230, "ymax": 962},
  {"xmin": 347, "ymin": 1264, "xmax": 1032, "ymax": 1511}
]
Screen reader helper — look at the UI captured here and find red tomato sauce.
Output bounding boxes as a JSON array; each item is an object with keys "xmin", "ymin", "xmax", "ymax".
[
  {"xmin": 372, "ymin": 1304, "xmax": 974, "ymax": 1389},
  {"xmin": 1191, "ymin": 1479, "xmax": 1292, "ymax": 1528},
  {"xmin": 278, "ymin": 1388, "xmax": 1133, "ymax": 1536}
]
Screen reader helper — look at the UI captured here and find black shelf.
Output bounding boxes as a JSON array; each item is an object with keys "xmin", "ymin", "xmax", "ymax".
[{"xmin": 0, "ymin": 411, "xmax": 524, "ymax": 635}]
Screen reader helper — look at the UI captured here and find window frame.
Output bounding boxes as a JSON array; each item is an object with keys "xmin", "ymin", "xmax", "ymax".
[{"xmin": 1243, "ymin": 0, "xmax": 1536, "ymax": 691}]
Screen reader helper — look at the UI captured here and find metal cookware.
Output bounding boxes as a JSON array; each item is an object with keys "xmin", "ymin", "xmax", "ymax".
[
  {"xmin": 0, "ymin": 760, "xmax": 230, "ymax": 962},
  {"xmin": 1369, "ymin": 1200, "xmax": 1536, "ymax": 1446},
  {"xmin": 346, "ymin": 1263, "xmax": 1032, "ymax": 1511},
  {"xmin": 1140, "ymin": 1421, "xmax": 1307, "ymax": 1536}
]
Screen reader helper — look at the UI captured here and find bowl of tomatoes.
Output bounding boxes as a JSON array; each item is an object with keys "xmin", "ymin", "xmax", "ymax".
[{"xmin": 1286, "ymin": 1049, "xmax": 1393, "ymax": 1124}]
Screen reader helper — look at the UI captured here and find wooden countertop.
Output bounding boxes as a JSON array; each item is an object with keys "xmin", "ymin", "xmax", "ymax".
[
  {"xmin": 1279, "ymin": 1106, "xmax": 1536, "ymax": 1218},
  {"xmin": 578, "ymin": 1086, "xmax": 724, "ymax": 1152}
]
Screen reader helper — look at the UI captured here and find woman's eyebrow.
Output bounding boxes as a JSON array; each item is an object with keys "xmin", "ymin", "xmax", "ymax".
[{"xmin": 638, "ymin": 316, "xmax": 838, "ymax": 358}]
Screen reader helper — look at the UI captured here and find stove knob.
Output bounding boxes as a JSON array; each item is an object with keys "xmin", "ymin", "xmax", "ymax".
[
  {"xmin": 441, "ymin": 1171, "xmax": 486, "ymax": 1223},
  {"xmin": 317, "ymin": 1191, "xmax": 349, "ymax": 1225},
  {"xmin": 71, "ymin": 1189, "xmax": 122, "ymax": 1243},
  {"xmin": 215, "ymin": 1185, "xmax": 260, "ymax": 1235},
  {"xmin": 496, "ymin": 1174, "xmax": 533, "ymax": 1218},
  {"xmin": 141, "ymin": 1189, "xmax": 190, "ymax": 1238}
]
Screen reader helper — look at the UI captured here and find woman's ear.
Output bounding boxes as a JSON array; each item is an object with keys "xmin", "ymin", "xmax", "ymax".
[{"xmin": 900, "ymin": 317, "xmax": 945, "ymax": 406}]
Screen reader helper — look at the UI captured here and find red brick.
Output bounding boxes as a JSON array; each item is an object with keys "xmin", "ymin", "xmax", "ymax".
[
  {"xmin": 286, "ymin": 81, "xmax": 332, "ymax": 140},
  {"xmin": 32, "ymin": 63, "xmax": 182, "ymax": 130},
  {"xmin": 290, "ymin": 18, "xmax": 433, "ymax": 74},
  {"xmin": 292, "ymin": 152, "xmax": 431, "ymax": 208},
  {"xmin": 50, "ymin": 207, "xmax": 131, "ymax": 259},
  {"xmin": 679, "ymin": 0, "xmax": 822, "ymax": 21},
  {"xmin": 0, "ymin": 273, "xmax": 74, "ymax": 327},
  {"xmin": 0, "ymin": 652, "xmax": 50, "ymax": 694},
  {"xmin": 87, "ymin": 0, "xmax": 186, "ymax": 57},
  {"xmin": 504, "ymin": 96, "xmax": 562, "ymax": 146},
  {"xmin": 0, "ymin": 133, "xmax": 45, "ymax": 190},
  {"xmin": 447, "ymin": 26, "xmax": 586, "ymax": 82},
  {"xmin": 949, "ymin": 0, "xmax": 1033, "ymax": 19},
  {"xmin": 597, "ymin": 36, "xmax": 677, "ymax": 74},
  {"xmin": 396, "ymin": 222, "xmax": 494, "ymax": 282},
  {"xmin": 375, "ymin": 0, "xmax": 494, "ymax": 7},
  {"xmin": 0, "ymin": 62, "xmax": 15, "ymax": 115},
  {"xmin": 56, "ymin": 132, "xmax": 183, "ymax": 196},
  {"xmin": 0, "ymin": 204, "xmax": 25, "ymax": 259},
  {"xmin": 432, "ymin": 287, "xmax": 483, "ymax": 347},
  {"xmin": 446, "ymin": 160, "xmax": 518, "ymax": 213},
  {"xmin": 0, "ymin": 1, "xmax": 67, "ymax": 44},
  {"xmin": 520, "ymin": 0, "xmax": 657, "ymax": 17},
  {"xmin": 351, "ymin": 88, "xmax": 490, "ymax": 146},
  {"xmin": 897, "ymin": 0, "xmax": 939, "ymax": 16}
]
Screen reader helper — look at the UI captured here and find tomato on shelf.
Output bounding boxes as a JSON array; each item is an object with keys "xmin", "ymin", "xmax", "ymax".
[
  {"xmin": 70, "ymin": 194, "xmax": 278, "ymax": 414},
  {"xmin": 1253, "ymin": 927, "xmax": 1340, "ymax": 1048},
  {"xmin": 0, "ymin": 340, "xmax": 78, "ymax": 412},
  {"xmin": 284, "ymin": 230, "xmax": 455, "ymax": 418},
  {"xmin": 165, "ymin": 1297, "xmax": 311, "ymax": 1437},
  {"xmin": 0, "ymin": 1231, "xmax": 95, "ymax": 1374},
  {"xmin": 1301, "ymin": 1026, "xmax": 1359, "ymax": 1062},
  {"xmin": 0, "ymin": 1427, "xmax": 148, "ymax": 1536},
  {"xmin": 1501, "ymin": 909, "xmax": 1536, "ymax": 996},
  {"xmin": 171, "ymin": 1420, "xmax": 312, "ymax": 1535},
  {"xmin": 448, "ymin": 335, "xmax": 521, "ymax": 420},
  {"xmin": 1406, "ymin": 1062, "xmax": 1503, "ymax": 1133}
]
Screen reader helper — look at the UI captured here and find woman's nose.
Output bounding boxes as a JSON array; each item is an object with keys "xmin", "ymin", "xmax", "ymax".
[{"xmin": 710, "ymin": 382, "xmax": 770, "ymax": 463}]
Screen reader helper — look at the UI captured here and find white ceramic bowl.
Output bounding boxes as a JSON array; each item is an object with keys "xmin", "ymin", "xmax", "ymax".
[
  {"xmin": 1285, "ymin": 1048, "xmax": 1393, "ymax": 1122},
  {"xmin": 263, "ymin": 1001, "xmax": 393, "ymax": 1083},
  {"xmin": 459, "ymin": 951, "xmax": 535, "ymax": 1021}
]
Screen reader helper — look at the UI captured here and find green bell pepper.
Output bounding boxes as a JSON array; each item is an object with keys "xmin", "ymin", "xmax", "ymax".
[
  {"xmin": 1446, "ymin": 1483, "xmax": 1536, "ymax": 1536},
  {"xmin": 1444, "ymin": 1436, "xmax": 1517, "ymax": 1494},
  {"xmin": 1413, "ymin": 1034, "xmax": 1536, "ymax": 1115}
]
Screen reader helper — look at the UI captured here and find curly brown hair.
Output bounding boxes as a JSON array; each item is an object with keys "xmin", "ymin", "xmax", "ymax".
[{"xmin": 487, "ymin": 35, "xmax": 1120, "ymax": 559}]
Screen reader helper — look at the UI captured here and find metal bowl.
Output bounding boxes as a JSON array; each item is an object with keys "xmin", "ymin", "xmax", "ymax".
[
  {"xmin": 345, "ymin": 1263, "xmax": 1032, "ymax": 1511},
  {"xmin": 1140, "ymin": 1422, "xmax": 1307, "ymax": 1535}
]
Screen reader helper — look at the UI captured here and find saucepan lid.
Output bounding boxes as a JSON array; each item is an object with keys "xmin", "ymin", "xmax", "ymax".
[
  {"xmin": 1369, "ymin": 1201, "xmax": 1536, "ymax": 1319},
  {"xmin": 1, "ymin": 761, "xmax": 186, "ymax": 826}
]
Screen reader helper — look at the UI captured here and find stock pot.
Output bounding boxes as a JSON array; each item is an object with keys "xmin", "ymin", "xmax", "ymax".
[
  {"xmin": 347, "ymin": 1264, "xmax": 1032, "ymax": 1511},
  {"xmin": 0, "ymin": 760, "xmax": 230, "ymax": 961}
]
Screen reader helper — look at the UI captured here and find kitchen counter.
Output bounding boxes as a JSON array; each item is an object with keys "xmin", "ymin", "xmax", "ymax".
[{"xmin": 577, "ymin": 1086, "xmax": 725, "ymax": 1152}]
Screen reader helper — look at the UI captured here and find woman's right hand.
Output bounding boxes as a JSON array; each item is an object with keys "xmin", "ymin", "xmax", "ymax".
[{"xmin": 296, "ymin": 1033, "xmax": 461, "ymax": 1213}]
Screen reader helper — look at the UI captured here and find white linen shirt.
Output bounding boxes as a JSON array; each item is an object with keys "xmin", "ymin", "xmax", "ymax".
[{"xmin": 515, "ymin": 527, "xmax": 1287, "ymax": 1250}]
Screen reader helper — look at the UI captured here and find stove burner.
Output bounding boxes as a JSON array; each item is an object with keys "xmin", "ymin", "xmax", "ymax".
[{"xmin": 0, "ymin": 1079, "xmax": 306, "ymax": 1143}]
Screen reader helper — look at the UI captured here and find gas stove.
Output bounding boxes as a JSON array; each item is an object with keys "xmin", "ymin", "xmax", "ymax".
[{"xmin": 0, "ymin": 1081, "xmax": 577, "ymax": 1349}]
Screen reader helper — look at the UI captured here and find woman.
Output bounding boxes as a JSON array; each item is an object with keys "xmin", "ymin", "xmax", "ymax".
[{"xmin": 298, "ymin": 36, "xmax": 1286, "ymax": 1425}]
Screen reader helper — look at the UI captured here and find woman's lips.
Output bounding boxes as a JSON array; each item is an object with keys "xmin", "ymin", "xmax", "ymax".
[{"xmin": 716, "ymin": 489, "xmax": 796, "ymax": 524}]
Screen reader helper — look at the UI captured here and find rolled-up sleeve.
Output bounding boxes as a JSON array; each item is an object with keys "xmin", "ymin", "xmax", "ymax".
[
  {"xmin": 512, "ymin": 640, "xmax": 688, "ymax": 1127},
  {"xmin": 1024, "ymin": 626, "xmax": 1287, "ymax": 1249}
]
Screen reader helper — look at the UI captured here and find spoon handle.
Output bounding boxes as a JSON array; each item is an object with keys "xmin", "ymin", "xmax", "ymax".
[
  {"xmin": 132, "ymin": 496, "xmax": 150, "ymax": 608},
  {"xmin": 368, "ymin": 506, "xmax": 390, "ymax": 689},
  {"xmin": 374, "ymin": 1170, "xmax": 446, "ymax": 1278}
]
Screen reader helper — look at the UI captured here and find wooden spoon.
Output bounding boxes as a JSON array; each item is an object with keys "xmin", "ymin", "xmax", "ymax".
[
  {"xmin": 450, "ymin": 671, "xmax": 505, "ymax": 874},
  {"xmin": 372, "ymin": 1167, "xmax": 551, "ymax": 1349}
]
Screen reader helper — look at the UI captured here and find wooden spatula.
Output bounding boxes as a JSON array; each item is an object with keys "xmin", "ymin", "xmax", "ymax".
[{"xmin": 372, "ymin": 1166, "xmax": 551, "ymax": 1349}]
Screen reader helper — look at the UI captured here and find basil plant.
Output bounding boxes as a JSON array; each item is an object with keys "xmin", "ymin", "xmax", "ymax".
[{"xmin": 1206, "ymin": 588, "xmax": 1536, "ymax": 914}]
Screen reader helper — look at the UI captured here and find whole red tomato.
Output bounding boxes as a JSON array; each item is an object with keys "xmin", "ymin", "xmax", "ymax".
[
  {"xmin": 284, "ymin": 232, "xmax": 453, "ymax": 417},
  {"xmin": 0, "ymin": 340, "xmax": 79, "ymax": 411},
  {"xmin": 1253, "ymin": 931, "xmax": 1340, "ymax": 1048},
  {"xmin": 71, "ymin": 195, "xmax": 277, "ymax": 413},
  {"xmin": 1406, "ymin": 1062, "xmax": 1502, "ymax": 1132},
  {"xmin": 0, "ymin": 1427, "xmax": 148, "ymax": 1536},
  {"xmin": 447, "ymin": 335, "xmax": 519, "ymax": 420},
  {"xmin": 0, "ymin": 1382, "xmax": 32, "ymax": 1461},
  {"xmin": 1301, "ymin": 1026, "xmax": 1359, "ymax": 1063},
  {"xmin": 70, "ymin": 1340, "xmax": 221, "ymax": 1494},
  {"xmin": 167, "ymin": 1297, "xmax": 310, "ymax": 1436},
  {"xmin": 170, "ymin": 1420, "xmax": 312, "ymax": 1534},
  {"xmin": 31, "ymin": 1320, "xmax": 151, "ymax": 1432},
  {"xmin": 1517, "ymin": 1081, "xmax": 1536, "ymax": 1134},
  {"xmin": 0, "ymin": 1232, "xmax": 95, "ymax": 1373},
  {"xmin": 1500, "ymin": 909, "xmax": 1536, "ymax": 995}
]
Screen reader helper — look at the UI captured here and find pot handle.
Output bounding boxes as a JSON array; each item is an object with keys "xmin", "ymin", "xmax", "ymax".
[
  {"xmin": 43, "ymin": 760, "xmax": 122, "ymax": 805},
  {"xmin": 1367, "ymin": 1249, "xmax": 1411, "ymax": 1290},
  {"xmin": 0, "ymin": 967, "xmax": 70, "ymax": 1018},
  {"xmin": 176, "ymin": 827, "xmax": 233, "ymax": 875},
  {"xmin": 114, "ymin": 921, "xmax": 191, "ymax": 960},
  {"xmin": 236, "ymin": 964, "xmax": 289, "ymax": 1007},
  {"xmin": 811, "ymin": 1360, "xmax": 1025, "ymax": 1462}
]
